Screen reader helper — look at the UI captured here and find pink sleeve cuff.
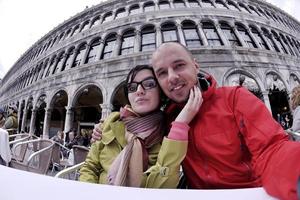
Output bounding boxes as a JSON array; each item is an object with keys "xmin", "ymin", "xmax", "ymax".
[{"xmin": 168, "ymin": 121, "xmax": 190, "ymax": 141}]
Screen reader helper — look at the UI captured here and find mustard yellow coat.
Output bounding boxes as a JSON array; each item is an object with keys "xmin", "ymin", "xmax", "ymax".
[{"xmin": 79, "ymin": 112, "xmax": 187, "ymax": 188}]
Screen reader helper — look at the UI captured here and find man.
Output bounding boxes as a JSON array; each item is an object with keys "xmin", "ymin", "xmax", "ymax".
[
  {"xmin": 3, "ymin": 105, "xmax": 18, "ymax": 134},
  {"xmin": 93, "ymin": 42, "xmax": 300, "ymax": 199},
  {"xmin": 150, "ymin": 42, "xmax": 300, "ymax": 200}
]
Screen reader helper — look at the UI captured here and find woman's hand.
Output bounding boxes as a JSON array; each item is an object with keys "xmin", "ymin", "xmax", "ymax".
[{"xmin": 175, "ymin": 85, "xmax": 203, "ymax": 124}]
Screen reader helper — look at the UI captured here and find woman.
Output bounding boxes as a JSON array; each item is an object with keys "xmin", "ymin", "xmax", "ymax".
[
  {"xmin": 79, "ymin": 65, "xmax": 202, "ymax": 188},
  {"xmin": 290, "ymin": 85, "xmax": 300, "ymax": 141}
]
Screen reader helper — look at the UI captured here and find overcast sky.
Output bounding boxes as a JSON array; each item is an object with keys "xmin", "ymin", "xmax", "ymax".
[{"xmin": 0, "ymin": 0, "xmax": 300, "ymax": 79}]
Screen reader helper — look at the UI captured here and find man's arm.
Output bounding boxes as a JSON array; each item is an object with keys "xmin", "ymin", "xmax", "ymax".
[{"xmin": 232, "ymin": 87, "xmax": 300, "ymax": 200}]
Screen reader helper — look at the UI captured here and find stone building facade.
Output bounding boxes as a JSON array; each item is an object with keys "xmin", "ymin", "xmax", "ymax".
[{"xmin": 1, "ymin": 0, "xmax": 300, "ymax": 138}]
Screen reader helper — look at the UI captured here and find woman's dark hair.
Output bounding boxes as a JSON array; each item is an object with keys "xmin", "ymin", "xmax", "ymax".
[{"xmin": 124, "ymin": 64, "xmax": 156, "ymax": 97}]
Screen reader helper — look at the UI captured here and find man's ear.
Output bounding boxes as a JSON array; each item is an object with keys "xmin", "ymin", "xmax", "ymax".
[{"xmin": 193, "ymin": 58, "xmax": 200, "ymax": 70}]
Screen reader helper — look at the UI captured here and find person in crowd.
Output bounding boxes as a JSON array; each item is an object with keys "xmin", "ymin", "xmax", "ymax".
[
  {"xmin": 91, "ymin": 42, "xmax": 300, "ymax": 199},
  {"xmin": 65, "ymin": 131, "xmax": 78, "ymax": 149},
  {"xmin": 51, "ymin": 130, "xmax": 64, "ymax": 145},
  {"xmin": 3, "ymin": 105, "xmax": 18, "ymax": 134},
  {"xmin": 80, "ymin": 64, "xmax": 201, "ymax": 188},
  {"xmin": 289, "ymin": 85, "xmax": 300, "ymax": 141},
  {"xmin": 0, "ymin": 108, "xmax": 5, "ymax": 128}
]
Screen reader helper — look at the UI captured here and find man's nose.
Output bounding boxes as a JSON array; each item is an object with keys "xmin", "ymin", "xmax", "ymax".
[{"xmin": 168, "ymin": 69, "xmax": 179, "ymax": 83}]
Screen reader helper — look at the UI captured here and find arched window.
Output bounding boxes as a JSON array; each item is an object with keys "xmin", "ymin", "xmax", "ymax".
[
  {"xmin": 61, "ymin": 48, "xmax": 75, "ymax": 71},
  {"xmin": 188, "ymin": 0, "xmax": 200, "ymax": 7},
  {"xmin": 201, "ymin": 0, "xmax": 214, "ymax": 8},
  {"xmin": 159, "ymin": 0, "xmax": 170, "ymax": 10},
  {"xmin": 58, "ymin": 33, "xmax": 64, "ymax": 43},
  {"xmin": 250, "ymin": 26, "xmax": 269, "ymax": 50},
  {"xmin": 262, "ymin": 28, "xmax": 279, "ymax": 52},
  {"xmin": 238, "ymin": 3, "xmax": 251, "ymax": 14},
  {"xmin": 91, "ymin": 16, "xmax": 100, "ymax": 27},
  {"xmin": 236, "ymin": 24, "xmax": 257, "ymax": 48},
  {"xmin": 144, "ymin": 2, "xmax": 155, "ymax": 12},
  {"xmin": 101, "ymin": 34, "xmax": 117, "ymax": 59},
  {"xmin": 227, "ymin": 1, "xmax": 239, "ymax": 11},
  {"xmin": 64, "ymin": 28, "xmax": 72, "ymax": 39},
  {"xmin": 81, "ymin": 21, "xmax": 90, "ymax": 32},
  {"xmin": 86, "ymin": 39, "xmax": 101, "ymax": 63},
  {"xmin": 215, "ymin": 0, "xmax": 227, "ymax": 9},
  {"xmin": 52, "ymin": 52, "xmax": 65, "ymax": 74},
  {"xmin": 202, "ymin": 22, "xmax": 222, "ymax": 46},
  {"xmin": 50, "ymin": 36, "xmax": 57, "ymax": 48},
  {"xmin": 115, "ymin": 8, "xmax": 126, "ymax": 19},
  {"xmin": 120, "ymin": 30, "xmax": 135, "ymax": 55},
  {"xmin": 220, "ymin": 22, "xmax": 241, "ymax": 47},
  {"xmin": 257, "ymin": 8, "xmax": 268, "ymax": 19},
  {"xmin": 182, "ymin": 21, "xmax": 202, "ymax": 48},
  {"xmin": 102, "ymin": 12, "xmax": 113, "ymax": 23},
  {"xmin": 248, "ymin": 6, "xmax": 260, "ymax": 16},
  {"xmin": 280, "ymin": 34, "xmax": 295, "ymax": 56},
  {"xmin": 39, "ymin": 60, "xmax": 48, "ymax": 79},
  {"xmin": 72, "ymin": 44, "xmax": 87, "ymax": 67},
  {"xmin": 71, "ymin": 25, "xmax": 80, "ymax": 36},
  {"xmin": 161, "ymin": 23, "xmax": 179, "ymax": 42},
  {"xmin": 141, "ymin": 25, "xmax": 156, "ymax": 51},
  {"xmin": 129, "ymin": 5, "xmax": 140, "ymax": 15},
  {"xmin": 271, "ymin": 31, "xmax": 287, "ymax": 54},
  {"xmin": 292, "ymin": 38, "xmax": 300, "ymax": 54},
  {"xmin": 45, "ymin": 56, "xmax": 56, "ymax": 77},
  {"xmin": 174, "ymin": 0, "xmax": 185, "ymax": 8}
]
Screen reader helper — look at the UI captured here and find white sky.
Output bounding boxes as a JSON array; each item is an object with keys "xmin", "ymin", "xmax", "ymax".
[{"xmin": 0, "ymin": 0, "xmax": 300, "ymax": 79}]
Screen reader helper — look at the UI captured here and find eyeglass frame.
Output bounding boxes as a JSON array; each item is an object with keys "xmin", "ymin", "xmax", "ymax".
[{"xmin": 126, "ymin": 77, "xmax": 158, "ymax": 93}]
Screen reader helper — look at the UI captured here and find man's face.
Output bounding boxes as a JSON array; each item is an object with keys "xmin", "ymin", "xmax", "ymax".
[{"xmin": 151, "ymin": 43, "xmax": 199, "ymax": 103}]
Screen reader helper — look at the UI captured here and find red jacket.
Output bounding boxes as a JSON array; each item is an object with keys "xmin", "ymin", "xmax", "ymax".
[{"xmin": 166, "ymin": 75, "xmax": 300, "ymax": 200}]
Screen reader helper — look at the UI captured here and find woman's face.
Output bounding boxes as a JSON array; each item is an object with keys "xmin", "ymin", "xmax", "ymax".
[{"xmin": 127, "ymin": 69, "xmax": 160, "ymax": 116}]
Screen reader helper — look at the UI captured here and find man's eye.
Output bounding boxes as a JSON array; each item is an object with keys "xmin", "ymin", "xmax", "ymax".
[{"xmin": 157, "ymin": 71, "xmax": 167, "ymax": 78}]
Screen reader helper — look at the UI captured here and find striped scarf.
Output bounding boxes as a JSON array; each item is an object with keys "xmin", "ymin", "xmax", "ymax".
[{"xmin": 107, "ymin": 105, "xmax": 164, "ymax": 187}]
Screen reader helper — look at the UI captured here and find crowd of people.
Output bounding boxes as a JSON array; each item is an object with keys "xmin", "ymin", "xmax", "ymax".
[{"xmin": 0, "ymin": 105, "xmax": 18, "ymax": 132}]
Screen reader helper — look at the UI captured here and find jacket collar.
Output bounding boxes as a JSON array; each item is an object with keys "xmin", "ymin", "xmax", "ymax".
[{"xmin": 101, "ymin": 120, "xmax": 127, "ymax": 148}]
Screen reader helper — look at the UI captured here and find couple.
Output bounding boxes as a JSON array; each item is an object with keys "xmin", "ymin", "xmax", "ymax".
[{"xmin": 80, "ymin": 42, "xmax": 300, "ymax": 200}]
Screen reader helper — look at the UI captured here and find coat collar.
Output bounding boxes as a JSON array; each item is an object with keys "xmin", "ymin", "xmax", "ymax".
[{"xmin": 101, "ymin": 120, "xmax": 127, "ymax": 148}]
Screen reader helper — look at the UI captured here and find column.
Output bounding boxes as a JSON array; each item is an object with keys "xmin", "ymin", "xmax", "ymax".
[
  {"xmin": 185, "ymin": 0, "xmax": 191, "ymax": 8},
  {"xmin": 113, "ymin": 34, "xmax": 122, "ymax": 57},
  {"xmin": 42, "ymin": 59, "xmax": 52, "ymax": 78},
  {"xmin": 29, "ymin": 108, "xmax": 37, "ymax": 135},
  {"xmin": 197, "ymin": 22, "xmax": 208, "ymax": 46},
  {"xmin": 156, "ymin": 26, "xmax": 162, "ymax": 46},
  {"xmin": 246, "ymin": 27, "xmax": 260, "ymax": 49},
  {"xmin": 96, "ymin": 39, "xmax": 105, "ymax": 60},
  {"xmin": 64, "ymin": 49, "xmax": 76, "ymax": 71},
  {"xmin": 169, "ymin": 0, "xmax": 175, "ymax": 9},
  {"xmin": 81, "ymin": 44, "xmax": 91, "ymax": 65},
  {"xmin": 176, "ymin": 23, "xmax": 187, "ymax": 46},
  {"xmin": 64, "ymin": 106, "xmax": 74, "ymax": 133},
  {"xmin": 258, "ymin": 29, "xmax": 272, "ymax": 50},
  {"xmin": 134, "ymin": 30, "xmax": 141, "ymax": 53},
  {"xmin": 262, "ymin": 91, "xmax": 272, "ymax": 113},
  {"xmin": 17, "ymin": 104, "xmax": 22, "ymax": 132},
  {"xmin": 100, "ymin": 103, "xmax": 113, "ymax": 120},
  {"xmin": 21, "ymin": 107, "xmax": 28, "ymax": 132},
  {"xmin": 232, "ymin": 25, "xmax": 247, "ymax": 47},
  {"xmin": 215, "ymin": 23, "xmax": 230, "ymax": 46},
  {"xmin": 42, "ymin": 108, "xmax": 52, "ymax": 139},
  {"xmin": 154, "ymin": 0, "xmax": 159, "ymax": 11}
]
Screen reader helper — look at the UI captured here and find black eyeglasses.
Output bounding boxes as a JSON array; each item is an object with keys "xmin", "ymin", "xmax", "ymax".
[{"xmin": 127, "ymin": 77, "xmax": 157, "ymax": 93}]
